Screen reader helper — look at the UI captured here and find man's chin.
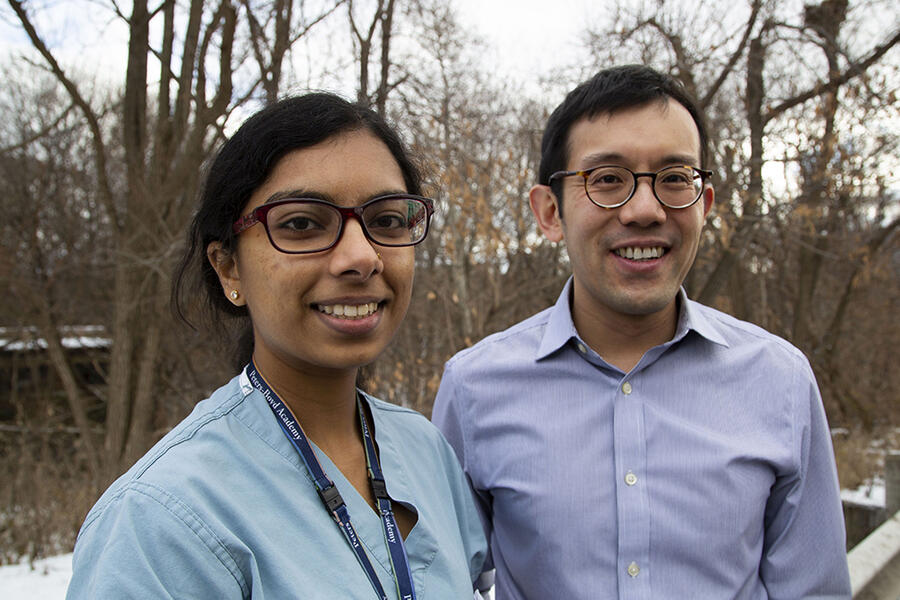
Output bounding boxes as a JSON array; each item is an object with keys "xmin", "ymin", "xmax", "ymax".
[{"xmin": 611, "ymin": 291, "xmax": 678, "ymax": 318}]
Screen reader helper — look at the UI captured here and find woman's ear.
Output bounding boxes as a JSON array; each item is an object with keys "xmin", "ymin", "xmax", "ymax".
[
  {"xmin": 207, "ymin": 242, "xmax": 244, "ymax": 306},
  {"xmin": 529, "ymin": 184, "xmax": 565, "ymax": 243}
]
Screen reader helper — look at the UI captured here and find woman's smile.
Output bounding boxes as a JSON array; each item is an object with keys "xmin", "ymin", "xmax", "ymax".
[
  {"xmin": 313, "ymin": 299, "xmax": 386, "ymax": 335},
  {"xmin": 315, "ymin": 300, "xmax": 381, "ymax": 318}
]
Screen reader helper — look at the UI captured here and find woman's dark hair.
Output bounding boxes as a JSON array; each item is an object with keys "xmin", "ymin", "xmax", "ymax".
[{"xmin": 172, "ymin": 92, "xmax": 423, "ymax": 371}]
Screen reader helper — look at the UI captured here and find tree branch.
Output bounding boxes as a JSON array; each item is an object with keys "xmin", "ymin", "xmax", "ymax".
[
  {"xmin": 0, "ymin": 102, "xmax": 75, "ymax": 154},
  {"xmin": 764, "ymin": 28, "xmax": 900, "ymax": 124},
  {"xmin": 8, "ymin": 0, "xmax": 118, "ymax": 227},
  {"xmin": 700, "ymin": 0, "xmax": 762, "ymax": 108}
]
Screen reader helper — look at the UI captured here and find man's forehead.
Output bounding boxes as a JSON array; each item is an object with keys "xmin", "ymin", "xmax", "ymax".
[{"xmin": 564, "ymin": 99, "xmax": 702, "ymax": 167}]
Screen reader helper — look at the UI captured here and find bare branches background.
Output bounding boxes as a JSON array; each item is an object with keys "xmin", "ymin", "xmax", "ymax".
[{"xmin": 0, "ymin": 0, "xmax": 897, "ymax": 560}]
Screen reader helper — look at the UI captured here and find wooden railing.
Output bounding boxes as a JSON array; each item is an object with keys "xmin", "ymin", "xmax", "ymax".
[{"xmin": 848, "ymin": 508, "xmax": 900, "ymax": 599}]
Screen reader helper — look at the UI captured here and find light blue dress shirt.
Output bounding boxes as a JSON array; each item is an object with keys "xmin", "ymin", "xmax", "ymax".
[
  {"xmin": 433, "ymin": 279, "xmax": 850, "ymax": 600},
  {"xmin": 67, "ymin": 372, "xmax": 486, "ymax": 599}
]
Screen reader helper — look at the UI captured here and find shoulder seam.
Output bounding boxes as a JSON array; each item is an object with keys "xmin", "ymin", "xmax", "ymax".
[
  {"xmin": 133, "ymin": 390, "xmax": 246, "ymax": 480},
  {"xmin": 447, "ymin": 311, "xmax": 550, "ymax": 365},
  {"xmin": 84, "ymin": 480, "xmax": 249, "ymax": 596},
  {"xmin": 694, "ymin": 303, "xmax": 806, "ymax": 361}
]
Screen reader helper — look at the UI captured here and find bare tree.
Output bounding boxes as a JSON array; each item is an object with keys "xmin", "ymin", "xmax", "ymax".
[
  {"xmin": 7, "ymin": 0, "xmax": 337, "ymax": 486},
  {"xmin": 243, "ymin": 0, "xmax": 346, "ymax": 104},
  {"xmin": 347, "ymin": 0, "xmax": 399, "ymax": 113}
]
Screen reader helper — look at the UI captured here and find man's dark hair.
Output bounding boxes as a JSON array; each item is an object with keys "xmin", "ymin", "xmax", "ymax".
[{"xmin": 539, "ymin": 65, "xmax": 709, "ymax": 210}]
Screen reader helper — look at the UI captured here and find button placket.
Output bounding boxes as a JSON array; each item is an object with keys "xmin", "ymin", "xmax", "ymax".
[{"xmin": 614, "ymin": 372, "xmax": 648, "ymax": 593}]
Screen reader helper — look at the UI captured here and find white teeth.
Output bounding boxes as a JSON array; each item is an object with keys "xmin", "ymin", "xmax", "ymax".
[
  {"xmin": 317, "ymin": 302, "xmax": 379, "ymax": 319},
  {"xmin": 615, "ymin": 246, "xmax": 665, "ymax": 260}
]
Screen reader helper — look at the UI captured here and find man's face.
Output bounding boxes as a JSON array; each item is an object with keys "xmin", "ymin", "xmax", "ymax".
[{"xmin": 531, "ymin": 99, "xmax": 714, "ymax": 325}]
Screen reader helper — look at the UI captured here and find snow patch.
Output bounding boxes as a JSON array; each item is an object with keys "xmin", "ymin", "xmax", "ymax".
[
  {"xmin": 0, "ymin": 553, "xmax": 72, "ymax": 599},
  {"xmin": 841, "ymin": 478, "xmax": 886, "ymax": 508}
]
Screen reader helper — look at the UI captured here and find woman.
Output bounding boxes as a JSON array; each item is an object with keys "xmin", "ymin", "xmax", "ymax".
[{"xmin": 66, "ymin": 93, "xmax": 487, "ymax": 599}]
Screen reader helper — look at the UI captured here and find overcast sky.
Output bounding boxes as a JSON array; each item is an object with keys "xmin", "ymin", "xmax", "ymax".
[
  {"xmin": 0, "ymin": 0, "xmax": 602, "ymax": 96},
  {"xmin": 454, "ymin": 0, "xmax": 600, "ymax": 85}
]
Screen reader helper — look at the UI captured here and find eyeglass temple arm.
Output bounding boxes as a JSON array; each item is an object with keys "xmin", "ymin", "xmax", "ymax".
[{"xmin": 233, "ymin": 212, "xmax": 260, "ymax": 235}]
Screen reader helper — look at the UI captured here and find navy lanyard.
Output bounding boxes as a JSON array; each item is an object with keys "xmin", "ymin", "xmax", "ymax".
[{"xmin": 245, "ymin": 362, "xmax": 416, "ymax": 600}]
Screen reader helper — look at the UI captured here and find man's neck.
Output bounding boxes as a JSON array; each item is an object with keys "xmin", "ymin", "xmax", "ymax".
[{"xmin": 572, "ymin": 296, "xmax": 679, "ymax": 373}]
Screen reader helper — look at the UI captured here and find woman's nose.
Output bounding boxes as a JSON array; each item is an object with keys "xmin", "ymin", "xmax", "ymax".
[{"xmin": 328, "ymin": 217, "xmax": 381, "ymax": 278}]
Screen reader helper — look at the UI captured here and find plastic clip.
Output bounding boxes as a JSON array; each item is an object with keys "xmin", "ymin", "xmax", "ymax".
[{"xmin": 317, "ymin": 484, "xmax": 345, "ymax": 514}]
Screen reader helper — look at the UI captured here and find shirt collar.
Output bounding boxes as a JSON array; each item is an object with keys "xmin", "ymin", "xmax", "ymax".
[
  {"xmin": 536, "ymin": 278, "xmax": 580, "ymax": 360},
  {"xmin": 676, "ymin": 288, "xmax": 729, "ymax": 347},
  {"xmin": 535, "ymin": 277, "xmax": 728, "ymax": 361}
]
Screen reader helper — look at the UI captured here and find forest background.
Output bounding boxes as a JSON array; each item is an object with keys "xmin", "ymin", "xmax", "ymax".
[{"xmin": 0, "ymin": 0, "xmax": 898, "ymax": 563}]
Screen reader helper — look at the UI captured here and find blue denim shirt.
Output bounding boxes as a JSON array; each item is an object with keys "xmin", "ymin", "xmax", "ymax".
[
  {"xmin": 433, "ymin": 278, "xmax": 850, "ymax": 600},
  {"xmin": 67, "ymin": 374, "xmax": 486, "ymax": 599}
]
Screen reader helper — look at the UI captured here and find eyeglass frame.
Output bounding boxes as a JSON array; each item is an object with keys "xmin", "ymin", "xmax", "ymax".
[
  {"xmin": 548, "ymin": 164, "xmax": 714, "ymax": 209},
  {"xmin": 232, "ymin": 193, "xmax": 436, "ymax": 254}
]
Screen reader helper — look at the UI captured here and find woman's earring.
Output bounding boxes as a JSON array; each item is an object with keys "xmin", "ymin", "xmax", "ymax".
[{"xmin": 230, "ymin": 290, "xmax": 240, "ymax": 301}]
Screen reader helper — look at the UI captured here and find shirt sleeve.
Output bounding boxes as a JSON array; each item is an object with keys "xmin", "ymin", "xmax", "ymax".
[
  {"xmin": 66, "ymin": 483, "xmax": 246, "ymax": 599},
  {"xmin": 759, "ymin": 358, "xmax": 851, "ymax": 598},
  {"xmin": 432, "ymin": 360, "xmax": 495, "ymax": 579}
]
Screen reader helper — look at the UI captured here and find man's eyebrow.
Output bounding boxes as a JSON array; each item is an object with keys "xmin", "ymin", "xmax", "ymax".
[
  {"xmin": 578, "ymin": 152, "xmax": 627, "ymax": 168},
  {"xmin": 577, "ymin": 152, "xmax": 700, "ymax": 169},
  {"xmin": 657, "ymin": 154, "xmax": 700, "ymax": 167}
]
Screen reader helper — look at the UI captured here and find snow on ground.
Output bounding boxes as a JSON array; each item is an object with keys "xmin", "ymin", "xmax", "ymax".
[
  {"xmin": 0, "ymin": 553, "xmax": 71, "ymax": 599},
  {"xmin": 841, "ymin": 478, "xmax": 886, "ymax": 508}
]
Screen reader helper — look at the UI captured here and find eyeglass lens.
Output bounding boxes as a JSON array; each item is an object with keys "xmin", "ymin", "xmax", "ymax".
[
  {"xmin": 264, "ymin": 197, "xmax": 428, "ymax": 253},
  {"xmin": 585, "ymin": 166, "xmax": 703, "ymax": 208}
]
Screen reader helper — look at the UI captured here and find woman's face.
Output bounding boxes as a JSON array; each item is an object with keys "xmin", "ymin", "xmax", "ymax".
[{"xmin": 209, "ymin": 130, "xmax": 415, "ymax": 378}]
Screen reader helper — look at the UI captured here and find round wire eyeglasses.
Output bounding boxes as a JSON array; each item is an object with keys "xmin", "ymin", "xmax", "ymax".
[{"xmin": 548, "ymin": 165, "xmax": 713, "ymax": 209}]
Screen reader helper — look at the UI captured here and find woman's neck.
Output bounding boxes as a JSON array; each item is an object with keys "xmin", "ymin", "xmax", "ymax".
[{"xmin": 251, "ymin": 350, "xmax": 361, "ymax": 449}]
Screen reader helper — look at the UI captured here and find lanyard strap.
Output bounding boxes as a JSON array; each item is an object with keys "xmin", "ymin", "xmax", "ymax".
[
  {"xmin": 358, "ymin": 401, "xmax": 416, "ymax": 600},
  {"xmin": 245, "ymin": 363, "xmax": 416, "ymax": 600}
]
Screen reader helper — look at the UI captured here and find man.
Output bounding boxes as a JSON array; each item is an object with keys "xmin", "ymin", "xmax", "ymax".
[{"xmin": 432, "ymin": 65, "xmax": 851, "ymax": 599}]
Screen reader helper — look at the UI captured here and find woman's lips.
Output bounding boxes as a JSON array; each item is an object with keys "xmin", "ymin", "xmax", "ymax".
[
  {"xmin": 315, "ymin": 301, "xmax": 379, "ymax": 318},
  {"xmin": 314, "ymin": 301, "xmax": 384, "ymax": 334}
]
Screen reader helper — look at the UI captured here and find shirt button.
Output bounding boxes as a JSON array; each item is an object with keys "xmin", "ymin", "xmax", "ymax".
[
  {"xmin": 625, "ymin": 471, "xmax": 638, "ymax": 486},
  {"xmin": 627, "ymin": 562, "xmax": 640, "ymax": 577},
  {"xmin": 577, "ymin": 342, "xmax": 587, "ymax": 354},
  {"xmin": 622, "ymin": 382, "xmax": 632, "ymax": 394}
]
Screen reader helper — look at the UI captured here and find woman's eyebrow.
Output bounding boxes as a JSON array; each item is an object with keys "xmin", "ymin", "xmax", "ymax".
[
  {"xmin": 262, "ymin": 188, "xmax": 409, "ymax": 205},
  {"xmin": 262, "ymin": 189, "xmax": 329, "ymax": 204}
]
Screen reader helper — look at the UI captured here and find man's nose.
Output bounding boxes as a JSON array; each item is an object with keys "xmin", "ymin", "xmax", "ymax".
[{"xmin": 617, "ymin": 177, "xmax": 667, "ymax": 227}]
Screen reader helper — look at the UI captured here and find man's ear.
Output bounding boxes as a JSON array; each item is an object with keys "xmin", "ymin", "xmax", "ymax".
[
  {"xmin": 701, "ymin": 183, "xmax": 715, "ymax": 218},
  {"xmin": 207, "ymin": 242, "xmax": 244, "ymax": 306},
  {"xmin": 529, "ymin": 184, "xmax": 565, "ymax": 243}
]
